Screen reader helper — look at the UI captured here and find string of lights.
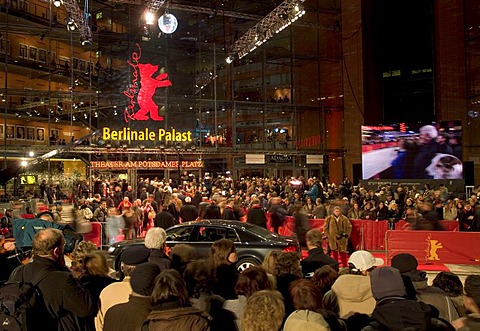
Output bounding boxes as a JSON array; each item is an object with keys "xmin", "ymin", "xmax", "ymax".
[{"xmin": 226, "ymin": 0, "xmax": 306, "ymax": 63}]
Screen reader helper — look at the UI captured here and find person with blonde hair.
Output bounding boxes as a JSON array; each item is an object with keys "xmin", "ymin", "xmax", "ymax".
[
  {"xmin": 262, "ymin": 250, "xmax": 281, "ymax": 289},
  {"xmin": 144, "ymin": 227, "xmax": 171, "ymax": 271},
  {"xmin": 243, "ymin": 290, "xmax": 285, "ymax": 331}
]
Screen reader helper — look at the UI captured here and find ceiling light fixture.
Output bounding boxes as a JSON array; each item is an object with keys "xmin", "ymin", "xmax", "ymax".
[{"xmin": 226, "ymin": 0, "xmax": 306, "ymax": 62}]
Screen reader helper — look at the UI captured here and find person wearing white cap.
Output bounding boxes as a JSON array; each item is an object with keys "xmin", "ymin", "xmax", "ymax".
[{"xmin": 323, "ymin": 250, "xmax": 384, "ymax": 318}]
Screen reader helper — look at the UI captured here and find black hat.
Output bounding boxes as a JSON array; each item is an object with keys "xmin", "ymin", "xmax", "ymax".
[
  {"xmin": 391, "ymin": 253, "xmax": 418, "ymax": 274},
  {"xmin": 370, "ymin": 266, "xmax": 406, "ymax": 300},
  {"xmin": 120, "ymin": 245, "xmax": 150, "ymax": 266},
  {"xmin": 130, "ymin": 262, "xmax": 161, "ymax": 296}
]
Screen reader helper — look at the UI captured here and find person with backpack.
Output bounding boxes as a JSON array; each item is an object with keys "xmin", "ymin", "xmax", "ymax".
[{"xmin": 6, "ymin": 228, "xmax": 94, "ymax": 330}]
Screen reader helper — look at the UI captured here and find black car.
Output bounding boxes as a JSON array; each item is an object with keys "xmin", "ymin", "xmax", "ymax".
[{"xmin": 107, "ymin": 220, "xmax": 301, "ymax": 272}]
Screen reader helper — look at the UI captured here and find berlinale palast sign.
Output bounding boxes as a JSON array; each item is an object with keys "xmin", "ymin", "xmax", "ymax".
[{"xmin": 100, "ymin": 43, "xmax": 193, "ymax": 143}]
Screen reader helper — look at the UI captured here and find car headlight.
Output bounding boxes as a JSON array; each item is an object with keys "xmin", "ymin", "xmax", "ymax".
[{"xmin": 107, "ymin": 246, "xmax": 116, "ymax": 254}]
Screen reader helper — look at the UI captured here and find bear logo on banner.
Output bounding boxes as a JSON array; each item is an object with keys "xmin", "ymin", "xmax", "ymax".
[
  {"xmin": 123, "ymin": 43, "xmax": 172, "ymax": 122},
  {"xmin": 425, "ymin": 233, "xmax": 443, "ymax": 261}
]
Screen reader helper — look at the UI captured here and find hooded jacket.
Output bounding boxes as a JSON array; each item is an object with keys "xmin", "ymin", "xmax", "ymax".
[
  {"xmin": 362, "ymin": 298, "xmax": 432, "ymax": 331},
  {"xmin": 323, "ymin": 274, "xmax": 376, "ymax": 318},
  {"xmin": 404, "ymin": 270, "xmax": 459, "ymax": 322}
]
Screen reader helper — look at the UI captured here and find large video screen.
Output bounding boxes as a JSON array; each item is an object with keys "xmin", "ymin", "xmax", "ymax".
[{"xmin": 361, "ymin": 121, "xmax": 462, "ymax": 180}]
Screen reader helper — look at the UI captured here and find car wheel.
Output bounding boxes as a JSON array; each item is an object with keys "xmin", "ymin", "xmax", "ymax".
[{"xmin": 236, "ymin": 257, "xmax": 260, "ymax": 273}]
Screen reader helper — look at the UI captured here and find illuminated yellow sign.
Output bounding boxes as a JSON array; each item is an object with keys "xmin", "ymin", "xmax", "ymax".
[
  {"xmin": 90, "ymin": 160, "xmax": 204, "ymax": 169},
  {"xmin": 102, "ymin": 127, "xmax": 192, "ymax": 142}
]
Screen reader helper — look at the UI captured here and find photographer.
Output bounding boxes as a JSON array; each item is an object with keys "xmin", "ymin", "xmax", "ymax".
[{"xmin": 323, "ymin": 206, "xmax": 352, "ymax": 267}]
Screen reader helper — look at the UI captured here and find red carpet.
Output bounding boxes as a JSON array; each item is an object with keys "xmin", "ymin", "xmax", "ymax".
[{"xmin": 301, "ymin": 250, "xmax": 450, "ymax": 272}]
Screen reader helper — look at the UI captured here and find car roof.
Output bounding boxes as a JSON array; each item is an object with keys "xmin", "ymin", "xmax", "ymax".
[{"xmin": 170, "ymin": 219, "xmax": 257, "ymax": 229}]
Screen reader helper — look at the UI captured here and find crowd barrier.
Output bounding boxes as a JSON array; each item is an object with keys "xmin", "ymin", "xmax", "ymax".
[
  {"xmin": 385, "ymin": 230, "xmax": 480, "ymax": 265},
  {"xmin": 82, "ymin": 222, "xmax": 103, "ymax": 248},
  {"xmin": 269, "ymin": 216, "xmax": 459, "ymax": 251}
]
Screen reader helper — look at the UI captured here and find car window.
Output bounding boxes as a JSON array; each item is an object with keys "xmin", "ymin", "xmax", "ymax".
[
  {"xmin": 243, "ymin": 224, "xmax": 278, "ymax": 239},
  {"xmin": 166, "ymin": 226, "xmax": 194, "ymax": 242},
  {"xmin": 196, "ymin": 227, "xmax": 239, "ymax": 242}
]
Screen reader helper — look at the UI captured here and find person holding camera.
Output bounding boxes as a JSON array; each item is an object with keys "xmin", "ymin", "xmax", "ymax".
[{"xmin": 323, "ymin": 206, "xmax": 352, "ymax": 267}]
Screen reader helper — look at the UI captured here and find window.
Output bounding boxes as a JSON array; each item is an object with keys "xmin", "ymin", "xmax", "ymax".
[
  {"xmin": 29, "ymin": 46, "xmax": 37, "ymax": 61},
  {"xmin": 19, "ymin": 44, "xmax": 27, "ymax": 58},
  {"xmin": 197, "ymin": 226, "xmax": 239, "ymax": 242},
  {"xmin": 38, "ymin": 49, "xmax": 46, "ymax": 63},
  {"xmin": 166, "ymin": 226, "xmax": 194, "ymax": 242}
]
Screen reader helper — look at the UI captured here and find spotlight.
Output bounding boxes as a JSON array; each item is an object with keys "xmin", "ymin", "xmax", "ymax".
[
  {"xmin": 226, "ymin": 55, "xmax": 234, "ymax": 64},
  {"xmin": 145, "ymin": 12, "xmax": 155, "ymax": 25},
  {"xmin": 53, "ymin": 0, "xmax": 62, "ymax": 7},
  {"xmin": 81, "ymin": 38, "xmax": 92, "ymax": 46},
  {"xmin": 66, "ymin": 18, "xmax": 77, "ymax": 31}
]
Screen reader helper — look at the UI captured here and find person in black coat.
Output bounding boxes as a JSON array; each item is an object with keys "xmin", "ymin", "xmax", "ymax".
[
  {"xmin": 145, "ymin": 227, "xmax": 171, "ymax": 272},
  {"xmin": 179, "ymin": 196, "xmax": 199, "ymax": 222},
  {"xmin": 9, "ymin": 228, "xmax": 94, "ymax": 331},
  {"xmin": 154, "ymin": 204, "xmax": 176, "ymax": 230},
  {"xmin": 205, "ymin": 200, "xmax": 221, "ymax": 219},
  {"xmin": 78, "ymin": 251, "xmax": 116, "ymax": 331},
  {"xmin": 301, "ymin": 228, "xmax": 339, "ymax": 276},
  {"xmin": 222, "ymin": 199, "xmax": 237, "ymax": 220},
  {"xmin": 210, "ymin": 239, "xmax": 238, "ymax": 300},
  {"xmin": 247, "ymin": 198, "xmax": 267, "ymax": 228},
  {"xmin": 269, "ymin": 197, "xmax": 288, "ymax": 233}
]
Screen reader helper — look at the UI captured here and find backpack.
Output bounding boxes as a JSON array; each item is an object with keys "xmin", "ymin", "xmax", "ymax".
[{"xmin": 0, "ymin": 266, "xmax": 50, "ymax": 331}]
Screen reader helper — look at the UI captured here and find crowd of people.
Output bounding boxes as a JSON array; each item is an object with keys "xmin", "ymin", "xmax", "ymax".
[
  {"xmin": 3, "ymin": 172, "xmax": 480, "ymax": 249},
  {"xmin": 53, "ymin": 174, "xmax": 479, "ymax": 247},
  {"xmin": 2, "ymin": 174, "xmax": 480, "ymax": 330},
  {"xmin": 3, "ymin": 225, "xmax": 480, "ymax": 331}
]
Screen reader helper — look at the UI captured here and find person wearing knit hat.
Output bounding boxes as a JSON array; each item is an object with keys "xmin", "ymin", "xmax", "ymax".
[
  {"xmin": 362, "ymin": 266, "xmax": 453, "ymax": 331},
  {"xmin": 391, "ymin": 253, "xmax": 459, "ymax": 323},
  {"xmin": 103, "ymin": 263, "xmax": 161, "ymax": 331},
  {"xmin": 370, "ymin": 266, "xmax": 406, "ymax": 301},
  {"xmin": 390, "ymin": 253, "xmax": 418, "ymax": 274},
  {"xmin": 119, "ymin": 244, "xmax": 150, "ymax": 266}
]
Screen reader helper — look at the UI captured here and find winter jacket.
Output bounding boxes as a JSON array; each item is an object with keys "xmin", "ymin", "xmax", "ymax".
[
  {"xmin": 301, "ymin": 247, "xmax": 339, "ymax": 276},
  {"xmin": 323, "ymin": 274, "xmax": 376, "ymax": 318},
  {"xmin": 404, "ymin": 270, "xmax": 459, "ymax": 322},
  {"xmin": 148, "ymin": 249, "xmax": 171, "ymax": 272},
  {"xmin": 323, "ymin": 214, "xmax": 352, "ymax": 252},
  {"xmin": 9, "ymin": 256, "xmax": 94, "ymax": 331},
  {"xmin": 143, "ymin": 302, "xmax": 211, "ymax": 331},
  {"xmin": 103, "ymin": 295, "xmax": 152, "ymax": 331}
]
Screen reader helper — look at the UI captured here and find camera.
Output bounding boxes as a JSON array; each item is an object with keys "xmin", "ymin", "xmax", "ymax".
[{"xmin": 336, "ymin": 232, "xmax": 348, "ymax": 240}]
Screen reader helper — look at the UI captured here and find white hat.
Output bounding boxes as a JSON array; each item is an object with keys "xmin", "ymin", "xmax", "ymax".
[{"xmin": 348, "ymin": 250, "xmax": 384, "ymax": 271}]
